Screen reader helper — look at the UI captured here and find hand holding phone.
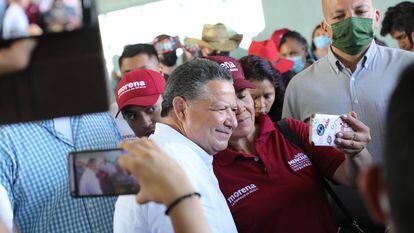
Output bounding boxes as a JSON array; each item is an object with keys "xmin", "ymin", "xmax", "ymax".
[
  {"xmin": 118, "ymin": 139, "xmax": 195, "ymax": 206},
  {"xmin": 68, "ymin": 149, "xmax": 139, "ymax": 197},
  {"xmin": 309, "ymin": 113, "xmax": 353, "ymax": 146}
]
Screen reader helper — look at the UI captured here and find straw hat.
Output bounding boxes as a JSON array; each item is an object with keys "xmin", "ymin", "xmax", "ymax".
[{"xmin": 185, "ymin": 23, "xmax": 243, "ymax": 52}]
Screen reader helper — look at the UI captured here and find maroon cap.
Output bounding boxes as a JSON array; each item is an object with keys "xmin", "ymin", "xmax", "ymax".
[
  {"xmin": 115, "ymin": 69, "xmax": 166, "ymax": 117},
  {"xmin": 248, "ymin": 39, "xmax": 294, "ymax": 74},
  {"xmin": 207, "ymin": 56, "xmax": 256, "ymax": 92}
]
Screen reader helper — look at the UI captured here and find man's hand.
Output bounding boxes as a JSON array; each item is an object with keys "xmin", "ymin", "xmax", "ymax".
[{"xmin": 335, "ymin": 111, "xmax": 371, "ymax": 156}]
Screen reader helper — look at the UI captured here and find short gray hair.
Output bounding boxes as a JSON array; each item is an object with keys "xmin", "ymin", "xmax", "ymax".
[{"xmin": 161, "ymin": 59, "xmax": 233, "ymax": 117}]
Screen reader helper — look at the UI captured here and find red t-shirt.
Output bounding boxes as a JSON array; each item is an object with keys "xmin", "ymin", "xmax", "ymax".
[{"xmin": 213, "ymin": 114, "xmax": 345, "ymax": 233}]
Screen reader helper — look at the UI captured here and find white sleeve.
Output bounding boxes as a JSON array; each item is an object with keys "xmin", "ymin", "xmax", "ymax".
[
  {"xmin": 0, "ymin": 184, "xmax": 13, "ymax": 233},
  {"xmin": 114, "ymin": 195, "xmax": 174, "ymax": 233}
]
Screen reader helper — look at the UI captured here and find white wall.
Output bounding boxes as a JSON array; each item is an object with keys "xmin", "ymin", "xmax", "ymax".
[{"xmin": 256, "ymin": 0, "xmax": 401, "ymax": 47}]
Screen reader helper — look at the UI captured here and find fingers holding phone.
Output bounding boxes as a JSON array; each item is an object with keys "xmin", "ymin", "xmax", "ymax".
[
  {"xmin": 335, "ymin": 112, "xmax": 372, "ymax": 156},
  {"xmin": 118, "ymin": 139, "xmax": 195, "ymax": 206}
]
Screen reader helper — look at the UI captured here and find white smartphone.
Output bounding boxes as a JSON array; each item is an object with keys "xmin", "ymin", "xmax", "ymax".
[{"xmin": 309, "ymin": 113, "xmax": 353, "ymax": 146}]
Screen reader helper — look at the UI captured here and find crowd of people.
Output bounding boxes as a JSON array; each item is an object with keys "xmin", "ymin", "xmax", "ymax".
[
  {"xmin": 1, "ymin": 0, "xmax": 414, "ymax": 233},
  {"xmin": 0, "ymin": 0, "xmax": 82, "ymax": 40}
]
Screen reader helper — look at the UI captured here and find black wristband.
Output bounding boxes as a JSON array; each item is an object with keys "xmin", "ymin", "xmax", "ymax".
[{"xmin": 165, "ymin": 192, "xmax": 201, "ymax": 215}]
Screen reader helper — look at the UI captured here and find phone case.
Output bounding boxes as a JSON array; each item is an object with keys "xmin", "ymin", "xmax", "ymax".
[{"xmin": 309, "ymin": 114, "xmax": 353, "ymax": 146}]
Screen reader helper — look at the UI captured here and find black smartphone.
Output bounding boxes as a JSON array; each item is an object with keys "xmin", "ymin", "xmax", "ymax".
[
  {"xmin": 0, "ymin": 0, "xmax": 94, "ymax": 43},
  {"xmin": 68, "ymin": 149, "xmax": 140, "ymax": 197}
]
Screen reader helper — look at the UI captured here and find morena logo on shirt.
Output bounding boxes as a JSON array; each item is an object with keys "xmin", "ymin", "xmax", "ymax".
[
  {"xmin": 227, "ymin": 184, "xmax": 258, "ymax": 206},
  {"xmin": 287, "ymin": 153, "xmax": 312, "ymax": 172}
]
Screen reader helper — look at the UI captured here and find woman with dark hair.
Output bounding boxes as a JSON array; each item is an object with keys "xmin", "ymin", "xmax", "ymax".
[
  {"xmin": 239, "ymin": 55, "xmax": 285, "ymax": 121},
  {"xmin": 278, "ymin": 30, "xmax": 313, "ymax": 73},
  {"xmin": 310, "ymin": 24, "xmax": 330, "ymax": 60}
]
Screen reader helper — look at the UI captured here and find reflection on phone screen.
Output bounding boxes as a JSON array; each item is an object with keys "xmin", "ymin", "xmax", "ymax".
[
  {"xmin": 1, "ymin": 0, "xmax": 84, "ymax": 40},
  {"xmin": 73, "ymin": 149, "xmax": 139, "ymax": 197}
]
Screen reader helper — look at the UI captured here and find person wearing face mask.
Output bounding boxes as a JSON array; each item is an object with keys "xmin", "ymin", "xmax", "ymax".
[
  {"xmin": 278, "ymin": 30, "xmax": 313, "ymax": 74},
  {"xmin": 208, "ymin": 55, "xmax": 373, "ymax": 233},
  {"xmin": 311, "ymin": 24, "xmax": 331, "ymax": 60},
  {"xmin": 282, "ymin": 0, "xmax": 414, "ymax": 231}
]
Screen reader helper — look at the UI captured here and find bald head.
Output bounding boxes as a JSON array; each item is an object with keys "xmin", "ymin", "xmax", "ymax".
[
  {"xmin": 321, "ymin": 0, "xmax": 379, "ymax": 39},
  {"xmin": 322, "ymin": 0, "xmax": 375, "ymax": 21}
]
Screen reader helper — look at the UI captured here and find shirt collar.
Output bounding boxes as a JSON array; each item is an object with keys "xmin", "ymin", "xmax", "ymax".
[
  {"xmin": 38, "ymin": 117, "xmax": 78, "ymax": 146},
  {"xmin": 214, "ymin": 113, "xmax": 275, "ymax": 166},
  {"xmin": 327, "ymin": 40, "xmax": 377, "ymax": 74},
  {"xmin": 154, "ymin": 122, "xmax": 213, "ymax": 167}
]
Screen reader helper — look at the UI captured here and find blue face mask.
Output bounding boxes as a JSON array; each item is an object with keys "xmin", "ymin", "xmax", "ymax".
[
  {"xmin": 313, "ymin": 35, "xmax": 331, "ymax": 49},
  {"xmin": 287, "ymin": 56, "xmax": 305, "ymax": 73}
]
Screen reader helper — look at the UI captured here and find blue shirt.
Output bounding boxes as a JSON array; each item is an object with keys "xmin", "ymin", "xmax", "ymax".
[
  {"xmin": 282, "ymin": 41, "xmax": 414, "ymax": 163},
  {"xmin": 0, "ymin": 113, "xmax": 121, "ymax": 232}
]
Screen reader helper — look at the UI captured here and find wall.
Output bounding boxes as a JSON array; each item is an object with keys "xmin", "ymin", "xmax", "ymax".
[{"xmin": 257, "ymin": 0, "xmax": 402, "ymax": 47}]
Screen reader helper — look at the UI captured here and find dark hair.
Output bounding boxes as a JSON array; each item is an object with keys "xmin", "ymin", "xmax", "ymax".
[
  {"xmin": 161, "ymin": 59, "xmax": 233, "ymax": 117},
  {"xmin": 380, "ymin": 1, "xmax": 414, "ymax": 36},
  {"xmin": 403, "ymin": 6, "xmax": 414, "ymax": 46},
  {"xmin": 239, "ymin": 55, "xmax": 286, "ymax": 121},
  {"xmin": 385, "ymin": 62, "xmax": 414, "ymax": 233},
  {"xmin": 311, "ymin": 24, "xmax": 322, "ymax": 53},
  {"xmin": 118, "ymin": 43, "xmax": 159, "ymax": 68},
  {"xmin": 278, "ymin": 30, "xmax": 309, "ymax": 54}
]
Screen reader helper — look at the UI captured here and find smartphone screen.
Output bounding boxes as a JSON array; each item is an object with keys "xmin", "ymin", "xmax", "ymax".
[
  {"xmin": 68, "ymin": 149, "xmax": 140, "ymax": 197},
  {"xmin": 153, "ymin": 36, "xmax": 182, "ymax": 54},
  {"xmin": 1, "ymin": 0, "xmax": 86, "ymax": 41}
]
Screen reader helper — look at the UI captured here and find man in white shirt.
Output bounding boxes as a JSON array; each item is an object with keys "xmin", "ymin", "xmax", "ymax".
[
  {"xmin": 79, "ymin": 158, "xmax": 103, "ymax": 195},
  {"xmin": 114, "ymin": 59, "xmax": 239, "ymax": 233}
]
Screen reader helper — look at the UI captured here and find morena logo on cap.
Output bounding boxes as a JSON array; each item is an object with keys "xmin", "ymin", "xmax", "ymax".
[
  {"xmin": 219, "ymin": 61, "xmax": 238, "ymax": 72},
  {"xmin": 117, "ymin": 81, "xmax": 147, "ymax": 97}
]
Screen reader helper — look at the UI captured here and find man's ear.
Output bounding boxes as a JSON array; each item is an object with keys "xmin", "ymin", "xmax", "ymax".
[
  {"xmin": 373, "ymin": 9, "xmax": 381, "ymax": 31},
  {"xmin": 411, "ymin": 32, "xmax": 414, "ymax": 51},
  {"xmin": 172, "ymin": 96, "xmax": 188, "ymax": 123},
  {"xmin": 358, "ymin": 165, "xmax": 389, "ymax": 224},
  {"xmin": 321, "ymin": 20, "xmax": 332, "ymax": 39}
]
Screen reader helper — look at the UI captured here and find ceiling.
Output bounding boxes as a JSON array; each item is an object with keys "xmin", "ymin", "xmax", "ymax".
[{"xmin": 96, "ymin": 0, "xmax": 160, "ymax": 14}]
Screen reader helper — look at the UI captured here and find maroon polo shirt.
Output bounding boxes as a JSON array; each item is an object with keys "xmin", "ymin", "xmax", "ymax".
[{"xmin": 213, "ymin": 114, "xmax": 345, "ymax": 233}]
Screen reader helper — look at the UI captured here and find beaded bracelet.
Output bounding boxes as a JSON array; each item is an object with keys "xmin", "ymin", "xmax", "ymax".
[{"xmin": 165, "ymin": 192, "xmax": 201, "ymax": 215}]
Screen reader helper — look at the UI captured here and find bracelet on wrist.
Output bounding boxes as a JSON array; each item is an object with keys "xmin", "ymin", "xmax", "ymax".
[{"xmin": 165, "ymin": 192, "xmax": 201, "ymax": 215}]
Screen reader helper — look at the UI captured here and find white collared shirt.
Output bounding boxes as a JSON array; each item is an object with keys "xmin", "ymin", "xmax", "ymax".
[
  {"xmin": 108, "ymin": 102, "xmax": 138, "ymax": 141},
  {"xmin": 113, "ymin": 123, "xmax": 238, "ymax": 233}
]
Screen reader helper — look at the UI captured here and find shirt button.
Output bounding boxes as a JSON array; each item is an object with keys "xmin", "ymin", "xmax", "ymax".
[
  {"xmin": 354, "ymin": 99, "xmax": 359, "ymax": 104},
  {"xmin": 254, "ymin": 157, "xmax": 259, "ymax": 162},
  {"xmin": 351, "ymin": 76, "xmax": 355, "ymax": 81}
]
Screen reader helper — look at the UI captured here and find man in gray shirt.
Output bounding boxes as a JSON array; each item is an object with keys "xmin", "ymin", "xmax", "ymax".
[
  {"xmin": 283, "ymin": 0, "xmax": 414, "ymax": 163},
  {"xmin": 282, "ymin": 0, "xmax": 414, "ymax": 231}
]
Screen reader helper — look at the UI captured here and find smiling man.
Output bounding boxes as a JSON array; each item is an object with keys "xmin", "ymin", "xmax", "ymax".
[
  {"xmin": 113, "ymin": 59, "xmax": 238, "ymax": 233},
  {"xmin": 282, "ymin": 0, "xmax": 414, "ymax": 231}
]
